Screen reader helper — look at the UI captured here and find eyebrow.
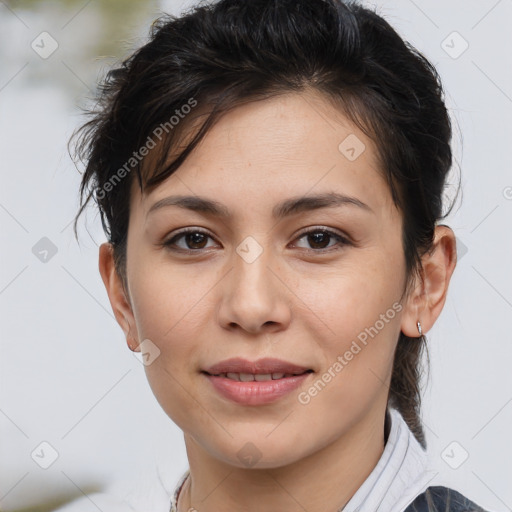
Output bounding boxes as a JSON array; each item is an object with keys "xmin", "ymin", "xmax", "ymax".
[{"xmin": 147, "ymin": 192, "xmax": 374, "ymax": 220}]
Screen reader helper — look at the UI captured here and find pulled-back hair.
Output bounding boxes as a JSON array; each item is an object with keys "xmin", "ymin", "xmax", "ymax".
[{"xmin": 72, "ymin": 0, "xmax": 459, "ymax": 448}]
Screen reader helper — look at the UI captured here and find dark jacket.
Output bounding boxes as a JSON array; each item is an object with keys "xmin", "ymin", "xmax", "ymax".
[{"xmin": 405, "ymin": 486, "xmax": 490, "ymax": 512}]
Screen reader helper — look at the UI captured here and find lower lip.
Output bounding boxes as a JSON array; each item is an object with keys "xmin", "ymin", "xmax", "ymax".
[{"xmin": 203, "ymin": 372, "xmax": 312, "ymax": 405}]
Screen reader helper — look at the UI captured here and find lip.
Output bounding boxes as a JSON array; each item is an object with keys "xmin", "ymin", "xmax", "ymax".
[
  {"xmin": 203, "ymin": 357, "xmax": 312, "ymax": 375},
  {"xmin": 203, "ymin": 372, "xmax": 313, "ymax": 405},
  {"xmin": 202, "ymin": 357, "xmax": 314, "ymax": 405}
]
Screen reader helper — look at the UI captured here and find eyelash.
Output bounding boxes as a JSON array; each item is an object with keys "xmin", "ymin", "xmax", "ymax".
[{"xmin": 161, "ymin": 227, "xmax": 351, "ymax": 254}]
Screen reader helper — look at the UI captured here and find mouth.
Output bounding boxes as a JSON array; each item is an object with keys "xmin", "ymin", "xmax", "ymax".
[
  {"xmin": 200, "ymin": 358, "xmax": 315, "ymax": 405},
  {"xmin": 202, "ymin": 356, "xmax": 314, "ymax": 376},
  {"xmin": 202, "ymin": 369, "xmax": 314, "ymax": 381}
]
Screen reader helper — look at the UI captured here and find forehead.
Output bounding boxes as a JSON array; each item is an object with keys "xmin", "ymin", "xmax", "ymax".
[{"xmin": 130, "ymin": 90, "xmax": 390, "ymax": 216}]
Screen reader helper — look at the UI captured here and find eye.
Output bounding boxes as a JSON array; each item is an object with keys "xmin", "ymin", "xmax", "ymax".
[
  {"xmin": 162, "ymin": 226, "xmax": 350, "ymax": 254},
  {"xmin": 292, "ymin": 227, "xmax": 350, "ymax": 252},
  {"xmin": 163, "ymin": 228, "xmax": 217, "ymax": 252}
]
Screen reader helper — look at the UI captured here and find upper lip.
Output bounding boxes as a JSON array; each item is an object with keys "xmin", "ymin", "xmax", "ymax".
[{"xmin": 203, "ymin": 357, "xmax": 313, "ymax": 375}]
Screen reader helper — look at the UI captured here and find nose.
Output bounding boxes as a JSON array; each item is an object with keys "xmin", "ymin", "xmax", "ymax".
[{"xmin": 217, "ymin": 239, "xmax": 292, "ymax": 335}]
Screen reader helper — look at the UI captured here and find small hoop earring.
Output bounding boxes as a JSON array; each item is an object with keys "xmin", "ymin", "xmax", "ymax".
[{"xmin": 417, "ymin": 321, "xmax": 422, "ymax": 336}]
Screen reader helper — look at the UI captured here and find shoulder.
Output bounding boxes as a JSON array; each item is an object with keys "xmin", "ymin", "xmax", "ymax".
[{"xmin": 404, "ymin": 486, "xmax": 491, "ymax": 512}]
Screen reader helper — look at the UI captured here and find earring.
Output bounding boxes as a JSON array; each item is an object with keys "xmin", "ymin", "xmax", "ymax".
[{"xmin": 417, "ymin": 321, "xmax": 422, "ymax": 336}]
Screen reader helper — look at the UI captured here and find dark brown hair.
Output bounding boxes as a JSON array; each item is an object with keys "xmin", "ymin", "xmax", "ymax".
[{"xmin": 72, "ymin": 0, "xmax": 460, "ymax": 448}]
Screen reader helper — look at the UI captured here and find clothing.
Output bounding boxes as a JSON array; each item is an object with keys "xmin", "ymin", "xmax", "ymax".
[
  {"xmin": 54, "ymin": 407, "xmax": 492, "ymax": 512},
  {"xmin": 405, "ymin": 486, "xmax": 489, "ymax": 512}
]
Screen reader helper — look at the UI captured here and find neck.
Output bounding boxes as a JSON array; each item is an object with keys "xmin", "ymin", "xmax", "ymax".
[{"xmin": 178, "ymin": 407, "xmax": 387, "ymax": 512}]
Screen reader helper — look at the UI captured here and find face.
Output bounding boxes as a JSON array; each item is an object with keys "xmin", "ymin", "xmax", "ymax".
[{"xmin": 120, "ymin": 90, "xmax": 411, "ymax": 468}]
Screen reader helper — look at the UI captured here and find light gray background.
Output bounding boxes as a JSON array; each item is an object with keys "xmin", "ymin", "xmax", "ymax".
[{"xmin": 0, "ymin": 0, "xmax": 511, "ymax": 510}]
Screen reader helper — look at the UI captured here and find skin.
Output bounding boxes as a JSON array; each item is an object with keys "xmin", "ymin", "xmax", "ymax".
[{"xmin": 99, "ymin": 89, "xmax": 457, "ymax": 512}]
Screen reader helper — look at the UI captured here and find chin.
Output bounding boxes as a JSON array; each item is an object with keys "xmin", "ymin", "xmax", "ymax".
[{"xmin": 202, "ymin": 430, "xmax": 315, "ymax": 470}]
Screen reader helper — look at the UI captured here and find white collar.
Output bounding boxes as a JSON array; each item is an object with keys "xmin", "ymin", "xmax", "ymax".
[
  {"xmin": 341, "ymin": 407, "xmax": 436, "ymax": 512},
  {"xmin": 169, "ymin": 407, "xmax": 436, "ymax": 512}
]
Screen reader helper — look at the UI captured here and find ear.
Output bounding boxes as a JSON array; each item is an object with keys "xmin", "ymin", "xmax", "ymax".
[
  {"xmin": 98, "ymin": 242, "xmax": 140, "ymax": 352},
  {"xmin": 400, "ymin": 225, "xmax": 457, "ymax": 337}
]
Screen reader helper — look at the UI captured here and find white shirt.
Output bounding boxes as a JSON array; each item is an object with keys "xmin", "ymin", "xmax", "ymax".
[
  {"xmin": 340, "ymin": 407, "xmax": 436, "ymax": 512},
  {"xmin": 55, "ymin": 407, "xmax": 437, "ymax": 512}
]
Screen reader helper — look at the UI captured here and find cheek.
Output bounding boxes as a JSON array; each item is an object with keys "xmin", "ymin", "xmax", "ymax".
[
  {"xmin": 299, "ymin": 257, "xmax": 403, "ymax": 343},
  {"xmin": 296, "ymin": 279, "xmax": 400, "ymax": 426},
  {"xmin": 126, "ymin": 264, "xmax": 210, "ymax": 407},
  {"xmin": 298, "ymin": 255, "xmax": 403, "ymax": 402},
  {"xmin": 127, "ymin": 267, "xmax": 208, "ymax": 428},
  {"xmin": 129, "ymin": 259, "xmax": 217, "ymax": 343}
]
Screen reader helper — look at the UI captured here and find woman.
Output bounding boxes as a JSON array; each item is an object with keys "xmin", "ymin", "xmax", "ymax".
[{"xmin": 66, "ymin": 0, "xmax": 491, "ymax": 510}]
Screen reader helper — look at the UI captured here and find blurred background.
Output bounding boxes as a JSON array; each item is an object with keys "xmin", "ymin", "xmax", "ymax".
[{"xmin": 0, "ymin": 0, "xmax": 511, "ymax": 510}]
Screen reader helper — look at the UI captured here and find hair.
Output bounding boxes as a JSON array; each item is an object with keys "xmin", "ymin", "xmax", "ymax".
[{"xmin": 71, "ymin": 0, "xmax": 460, "ymax": 449}]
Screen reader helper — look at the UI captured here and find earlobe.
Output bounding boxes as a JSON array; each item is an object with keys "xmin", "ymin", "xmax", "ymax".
[
  {"xmin": 400, "ymin": 225, "xmax": 457, "ymax": 338},
  {"xmin": 126, "ymin": 326, "xmax": 141, "ymax": 352},
  {"xmin": 400, "ymin": 269, "xmax": 427, "ymax": 338},
  {"xmin": 98, "ymin": 242, "xmax": 139, "ymax": 350}
]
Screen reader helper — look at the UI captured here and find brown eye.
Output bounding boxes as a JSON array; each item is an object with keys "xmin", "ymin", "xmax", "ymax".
[
  {"xmin": 293, "ymin": 228, "xmax": 349, "ymax": 252},
  {"xmin": 306, "ymin": 231, "xmax": 332, "ymax": 249},
  {"xmin": 183, "ymin": 232, "xmax": 208, "ymax": 249},
  {"xmin": 163, "ymin": 229, "xmax": 216, "ymax": 252}
]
